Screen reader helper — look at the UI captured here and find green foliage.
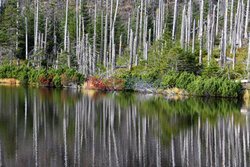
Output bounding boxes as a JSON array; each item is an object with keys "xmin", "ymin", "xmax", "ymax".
[
  {"xmin": 0, "ymin": 65, "xmax": 85, "ymax": 87},
  {"xmin": 161, "ymin": 70, "xmax": 243, "ymax": 97},
  {"xmin": 53, "ymin": 74, "xmax": 62, "ymax": 87},
  {"xmin": 176, "ymin": 72, "xmax": 196, "ymax": 89},
  {"xmin": 202, "ymin": 60, "xmax": 220, "ymax": 78},
  {"xmin": 186, "ymin": 77, "xmax": 243, "ymax": 97},
  {"xmin": 161, "ymin": 70, "xmax": 180, "ymax": 88}
]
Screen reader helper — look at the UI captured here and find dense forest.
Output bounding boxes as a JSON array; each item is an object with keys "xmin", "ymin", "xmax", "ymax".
[{"xmin": 0, "ymin": 0, "xmax": 248, "ymax": 97}]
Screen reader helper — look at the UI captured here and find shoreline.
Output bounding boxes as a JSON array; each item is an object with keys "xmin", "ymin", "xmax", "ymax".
[{"xmin": 0, "ymin": 78, "xmax": 248, "ymax": 100}]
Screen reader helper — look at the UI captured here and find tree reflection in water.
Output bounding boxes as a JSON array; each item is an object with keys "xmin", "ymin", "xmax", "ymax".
[{"xmin": 0, "ymin": 86, "xmax": 247, "ymax": 166}]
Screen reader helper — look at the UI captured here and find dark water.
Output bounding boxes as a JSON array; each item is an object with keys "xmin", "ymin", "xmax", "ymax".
[{"xmin": 0, "ymin": 85, "xmax": 249, "ymax": 167}]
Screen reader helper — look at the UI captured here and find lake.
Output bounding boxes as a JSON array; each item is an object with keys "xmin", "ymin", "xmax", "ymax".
[{"xmin": 0, "ymin": 85, "xmax": 248, "ymax": 166}]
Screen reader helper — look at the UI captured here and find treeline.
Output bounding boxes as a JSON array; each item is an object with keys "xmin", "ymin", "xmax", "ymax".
[{"xmin": 0, "ymin": 0, "xmax": 250, "ymax": 79}]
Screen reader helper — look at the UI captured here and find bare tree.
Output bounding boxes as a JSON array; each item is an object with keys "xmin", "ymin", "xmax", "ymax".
[
  {"xmin": 222, "ymin": 0, "xmax": 228, "ymax": 67},
  {"xmin": 247, "ymin": 35, "xmax": 250, "ymax": 78},
  {"xmin": 192, "ymin": 19, "xmax": 195, "ymax": 53},
  {"xmin": 181, "ymin": 5, "xmax": 186, "ymax": 48},
  {"xmin": 135, "ymin": 6, "xmax": 140, "ymax": 66},
  {"xmin": 129, "ymin": 30, "xmax": 134, "ymax": 71},
  {"xmin": 104, "ymin": 0, "xmax": 109, "ymax": 67},
  {"xmin": 34, "ymin": 0, "xmax": 39, "ymax": 54},
  {"xmin": 216, "ymin": 0, "xmax": 220, "ymax": 36},
  {"xmin": 199, "ymin": 0, "xmax": 204, "ymax": 65},
  {"xmin": 64, "ymin": 0, "xmax": 69, "ymax": 51},
  {"xmin": 229, "ymin": 0, "xmax": 234, "ymax": 44},
  {"xmin": 93, "ymin": 1, "xmax": 97, "ymax": 74},
  {"xmin": 172, "ymin": 0, "xmax": 178, "ymax": 42},
  {"xmin": 25, "ymin": 17, "xmax": 28, "ymax": 60},
  {"xmin": 44, "ymin": 18, "xmax": 48, "ymax": 51},
  {"xmin": 118, "ymin": 35, "xmax": 122, "ymax": 58},
  {"xmin": 245, "ymin": 0, "xmax": 250, "ymax": 39}
]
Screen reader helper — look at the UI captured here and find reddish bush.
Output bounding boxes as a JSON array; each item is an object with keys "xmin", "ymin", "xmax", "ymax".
[
  {"xmin": 72, "ymin": 76, "xmax": 77, "ymax": 83},
  {"xmin": 61, "ymin": 73, "xmax": 70, "ymax": 86},
  {"xmin": 39, "ymin": 76, "xmax": 50, "ymax": 86},
  {"xmin": 39, "ymin": 75, "xmax": 55, "ymax": 87}
]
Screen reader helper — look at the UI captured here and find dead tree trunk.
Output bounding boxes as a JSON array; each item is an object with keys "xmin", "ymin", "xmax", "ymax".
[
  {"xmin": 222, "ymin": 0, "xmax": 228, "ymax": 67},
  {"xmin": 199, "ymin": 0, "xmax": 204, "ymax": 65},
  {"xmin": 129, "ymin": 30, "xmax": 134, "ymax": 71},
  {"xmin": 139, "ymin": 0, "xmax": 144, "ymax": 52},
  {"xmin": 104, "ymin": 13, "xmax": 108, "ymax": 68},
  {"xmin": 44, "ymin": 18, "xmax": 48, "ymax": 51},
  {"xmin": 25, "ymin": 17, "xmax": 28, "ymax": 60},
  {"xmin": 181, "ymin": 5, "xmax": 186, "ymax": 48},
  {"xmin": 245, "ymin": 0, "xmax": 250, "ymax": 39},
  {"xmin": 119, "ymin": 35, "xmax": 122, "ymax": 58},
  {"xmin": 93, "ymin": 1, "xmax": 97, "ymax": 74},
  {"xmin": 216, "ymin": 0, "xmax": 220, "ymax": 36},
  {"xmin": 111, "ymin": 0, "xmax": 119, "ymax": 72},
  {"xmin": 247, "ymin": 35, "xmax": 250, "ymax": 78},
  {"xmin": 135, "ymin": 6, "xmax": 140, "ymax": 66},
  {"xmin": 34, "ymin": 0, "xmax": 39, "ymax": 54},
  {"xmin": 172, "ymin": 0, "xmax": 178, "ymax": 42},
  {"xmin": 192, "ymin": 19, "xmax": 195, "ymax": 53},
  {"xmin": 229, "ymin": 0, "xmax": 234, "ymax": 44},
  {"xmin": 100, "ymin": 10, "xmax": 104, "ymax": 63},
  {"xmin": 64, "ymin": 0, "xmax": 69, "ymax": 51}
]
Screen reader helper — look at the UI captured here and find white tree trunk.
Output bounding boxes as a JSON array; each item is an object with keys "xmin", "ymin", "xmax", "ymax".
[
  {"xmin": 135, "ymin": 6, "xmax": 140, "ymax": 66},
  {"xmin": 199, "ymin": 0, "xmax": 204, "ymax": 65},
  {"xmin": 44, "ymin": 18, "xmax": 48, "ymax": 51},
  {"xmin": 229, "ymin": 0, "xmax": 234, "ymax": 44},
  {"xmin": 192, "ymin": 19, "xmax": 195, "ymax": 53},
  {"xmin": 247, "ymin": 35, "xmax": 250, "ymax": 78},
  {"xmin": 25, "ymin": 17, "xmax": 28, "ymax": 60},
  {"xmin": 93, "ymin": 1, "xmax": 97, "ymax": 74},
  {"xmin": 64, "ymin": 0, "xmax": 69, "ymax": 51},
  {"xmin": 172, "ymin": 0, "xmax": 178, "ymax": 42},
  {"xmin": 216, "ymin": 0, "xmax": 220, "ymax": 36},
  {"xmin": 104, "ymin": 13, "xmax": 108, "ymax": 68},
  {"xmin": 139, "ymin": 0, "xmax": 144, "ymax": 51},
  {"xmin": 129, "ymin": 30, "xmax": 134, "ymax": 71},
  {"xmin": 181, "ymin": 5, "xmax": 186, "ymax": 48},
  {"xmin": 118, "ymin": 35, "xmax": 122, "ymax": 58},
  {"xmin": 34, "ymin": 0, "xmax": 39, "ymax": 54},
  {"xmin": 222, "ymin": 0, "xmax": 228, "ymax": 67},
  {"xmin": 245, "ymin": 0, "xmax": 250, "ymax": 39}
]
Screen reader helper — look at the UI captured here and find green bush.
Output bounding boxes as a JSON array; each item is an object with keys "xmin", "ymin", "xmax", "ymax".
[
  {"xmin": 0, "ymin": 65, "xmax": 85, "ymax": 87},
  {"xmin": 161, "ymin": 70, "xmax": 180, "ymax": 88},
  {"xmin": 53, "ymin": 75, "xmax": 62, "ymax": 87},
  {"xmin": 176, "ymin": 72, "xmax": 196, "ymax": 89}
]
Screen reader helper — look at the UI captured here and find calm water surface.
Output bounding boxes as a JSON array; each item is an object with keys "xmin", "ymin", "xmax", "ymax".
[{"xmin": 0, "ymin": 85, "xmax": 248, "ymax": 166}]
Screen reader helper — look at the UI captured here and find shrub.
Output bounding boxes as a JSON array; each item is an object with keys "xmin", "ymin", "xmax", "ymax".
[
  {"xmin": 176, "ymin": 72, "xmax": 196, "ymax": 89},
  {"xmin": 53, "ymin": 75, "xmax": 62, "ymax": 87},
  {"xmin": 161, "ymin": 70, "xmax": 180, "ymax": 88},
  {"xmin": 61, "ymin": 73, "xmax": 70, "ymax": 86}
]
